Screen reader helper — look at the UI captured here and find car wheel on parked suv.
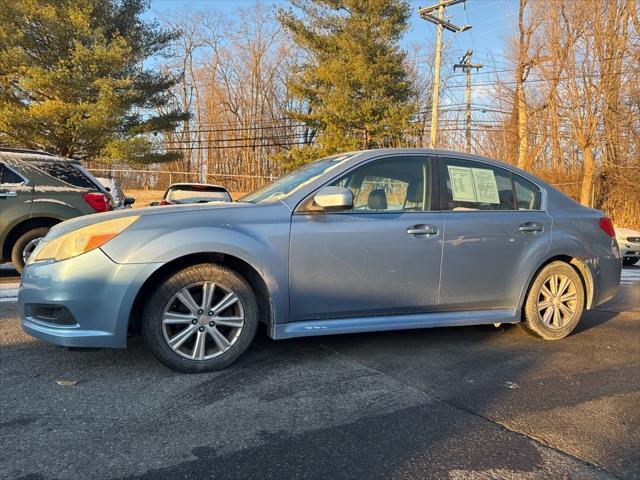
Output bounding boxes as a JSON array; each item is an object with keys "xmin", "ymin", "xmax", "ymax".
[
  {"xmin": 11, "ymin": 227, "xmax": 50, "ymax": 273},
  {"xmin": 622, "ymin": 258, "xmax": 638, "ymax": 267},
  {"xmin": 142, "ymin": 263, "xmax": 258, "ymax": 373},
  {"xmin": 520, "ymin": 261, "xmax": 585, "ymax": 340}
]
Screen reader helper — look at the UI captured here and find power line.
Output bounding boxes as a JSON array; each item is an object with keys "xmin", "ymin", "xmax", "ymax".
[{"xmin": 418, "ymin": 0, "xmax": 472, "ymax": 148}]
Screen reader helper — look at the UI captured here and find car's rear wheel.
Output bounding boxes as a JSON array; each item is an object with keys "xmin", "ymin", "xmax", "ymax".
[
  {"xmin": 520, "ymin": 261, "xmax": 585, "ymax": 340},
  {"xmin": 622, "ymin": 257, "xmax": 638, "ymax": 267},
  {"xmin": 142, "ymin": 263, "xmax": 258, "ymax": 373},
  {"xmin": 11, "ymin": 227, "xmax": 49, "ymax": 274}
]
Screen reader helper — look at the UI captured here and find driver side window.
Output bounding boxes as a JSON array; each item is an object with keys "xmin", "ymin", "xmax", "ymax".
[{"xmin": 331, "ymin": 156, "xmax": 430, "ymax": 212}]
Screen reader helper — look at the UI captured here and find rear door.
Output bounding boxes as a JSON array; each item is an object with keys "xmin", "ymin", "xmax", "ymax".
[
  {"xmin": 289, "ymin": 155, "xmax": 443, "ymax": 321},
  {"xmin": 438, "ymin": 156, "xmax": 552, "ymax": 310}
]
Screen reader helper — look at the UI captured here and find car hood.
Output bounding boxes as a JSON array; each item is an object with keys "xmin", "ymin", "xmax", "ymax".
[{"xmin": 45, "ymin": 202, "xmax": 260, "ymax": 241}]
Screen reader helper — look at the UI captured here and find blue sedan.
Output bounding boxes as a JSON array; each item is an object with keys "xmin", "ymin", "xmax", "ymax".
[{"xmin": 19, "ymin": 149, "xmax": 621, "ymax": 372}]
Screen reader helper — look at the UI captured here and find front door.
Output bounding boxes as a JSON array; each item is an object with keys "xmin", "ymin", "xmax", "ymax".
[
  {"xmin": 437, "ymin": 156, "xmax": 552, "ymax": 310},
  {"xmin": 289, "ymin": 155, "xmax": 443, "ymax": 322}
]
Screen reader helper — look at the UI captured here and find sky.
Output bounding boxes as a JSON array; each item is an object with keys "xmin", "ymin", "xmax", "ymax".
[{"xmin": 148, "ymin": 0, "xmax": 521, "ymax": 106}]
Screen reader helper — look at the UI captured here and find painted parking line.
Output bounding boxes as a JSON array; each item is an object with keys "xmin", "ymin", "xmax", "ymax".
[
  {"xmin": 621, "ymin": 268, "xmax": 640, "ymax": 286},
  {"xmin": 0, "ymin": 282, "xmax": 19, "ymax": 303}
]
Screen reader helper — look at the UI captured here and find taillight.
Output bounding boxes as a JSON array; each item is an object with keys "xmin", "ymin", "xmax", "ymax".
[
  {"xmin": 83, "ymin": 192, "xmax": 110, "ymax": 213},
  {"xmin": 598, "ymin": 217, "xmax": 615, "ymax": 237}
]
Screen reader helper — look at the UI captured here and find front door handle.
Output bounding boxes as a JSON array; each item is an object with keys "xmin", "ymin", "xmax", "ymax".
[
  {"xmin": 0, "ymin": 191, "xmax": 17, "ymax": 198},
  {"xmin": 518, "ymin": 222, "xmax": 544, "ymax": 234},
  {"xmin": 406, "ymin": 224, "xmax": 438, "ymax": 236}
]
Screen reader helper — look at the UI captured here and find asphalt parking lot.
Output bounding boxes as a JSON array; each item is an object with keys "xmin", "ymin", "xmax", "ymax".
[{"xmin": 1, "ymin": 266, "xmax": 639, "ymax": 480}]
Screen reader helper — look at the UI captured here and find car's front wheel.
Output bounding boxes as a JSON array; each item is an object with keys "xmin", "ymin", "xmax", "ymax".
[
  {"xmin": 520, "ymin": 261, "xmax": 585, "ymax": 340},
  {"xmin": 622, "ymin": 257, "xmax": 638, "ymax": 267},
  {"xmin": 142, "ymin": 263, "xmax": 258, "ymax": 373}
]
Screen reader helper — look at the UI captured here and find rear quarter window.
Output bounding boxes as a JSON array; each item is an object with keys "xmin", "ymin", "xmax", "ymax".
[
  {"xmin": 32, "ymin": 161, "xmax": 96, "ymax": 189},
  {"xmin": 514, "ymin": 175, "xmax": 541, "ymax": 210},
  {"xmin": 0, "ymin": 163, "xmax": 24, "ymax": 184}
]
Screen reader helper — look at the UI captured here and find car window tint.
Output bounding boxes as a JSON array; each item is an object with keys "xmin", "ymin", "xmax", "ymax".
[
  {"xmin": 514, "ymin": 174, "xmax": 541, "ymax": 210},
  {"xmin": 331, "ymin": 156, "xmax": 429, "ymax": 212},
  {"xmin": 0, "ymin": 163, "xmax": 23, "ymax": 185},
  {"xmin": 31, "ymin": 161, "xmax": 95, "ymax": 188},
  {"xmin": 442, "ymin": 158, "xmax": 515, "ymax": 211}
]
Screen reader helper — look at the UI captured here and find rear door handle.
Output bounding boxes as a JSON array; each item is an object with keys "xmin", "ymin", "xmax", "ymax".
[
  {"xmin": 0, "ymin": 191, "xmax": 17, "ymax": 198},
  {"xmin": 406, "ymin": 224, "xmax": 438, "ymax": 236},
  {"xmin": 518, "ymin": 222, "xmax": 544, "ymax": 234}
]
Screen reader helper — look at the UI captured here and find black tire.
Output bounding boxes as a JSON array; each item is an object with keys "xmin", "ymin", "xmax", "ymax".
[
  {"xmin": 142, "ymin": 263, "xmax": 258, "ymax": 373},
  {"xmin": 11, "ymin": 227, "xmax": 50, "ymax": 274},
  {"xmin": 622, "ymin": 257, "xmax": 638, "ymax": 267},
  {"xmin": 520, "ymin": 261, "xmax": 585, "ymax": 340}
]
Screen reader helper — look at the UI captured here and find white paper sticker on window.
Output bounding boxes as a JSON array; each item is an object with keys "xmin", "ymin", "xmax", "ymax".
[
  {"xmin": 447, "ymin": 166, "xmax": 476, "ymax": 202},
  {"xmin": 471, "ymin": 168, "xmax": 500, "ymax": 204}
]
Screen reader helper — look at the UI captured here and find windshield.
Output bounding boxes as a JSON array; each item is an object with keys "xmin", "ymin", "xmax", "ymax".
[
  {"xmin": 167, "ymin": 186, "xmax": 231, "ymax": 203},
  {"xmin": 240, "ymin": 154, "xmax": 355, "ymax": 204}
]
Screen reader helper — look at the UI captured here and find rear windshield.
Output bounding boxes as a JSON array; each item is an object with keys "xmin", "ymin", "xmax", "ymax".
[
  {"xmin": 32, "ymin": 161, "xmax": 96, "ymax": 189},
  {"xmin": 167, "ymin": 186, "xmax": 231, "ymax": 203}
]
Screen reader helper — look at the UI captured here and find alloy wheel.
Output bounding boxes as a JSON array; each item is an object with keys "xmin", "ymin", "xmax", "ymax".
[
  {"xmin": 161, "ymin": 281, "xmax": 245, "ymax": 360},
  {"xmin": 22, "ymin": 237, "xmax": 43, "ymax": 264},
  {"xmin": 536, "ymin": 273, "xmax": 577, "ymax": 330}
]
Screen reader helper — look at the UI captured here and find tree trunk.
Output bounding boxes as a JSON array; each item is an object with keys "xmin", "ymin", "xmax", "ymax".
[
  {"xmin": 580, "ymin": 146, "xmax": 596, "ymax": 206},
  {"xmin": 516, "ymin": 83, "xmax": 528, "ymax": 169}
]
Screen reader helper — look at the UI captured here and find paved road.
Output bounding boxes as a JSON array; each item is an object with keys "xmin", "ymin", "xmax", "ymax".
[{"xmin": 1, "ymin": 268, "xmax": 638, "ymax": 480}]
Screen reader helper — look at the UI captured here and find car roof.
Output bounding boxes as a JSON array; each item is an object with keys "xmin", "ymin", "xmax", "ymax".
[
  {"xmin": 0, "ymin": 149, "xmax": 80, "ymax": 164},
  {"xmin": 167, "ymin": 183, "xmax": 229, "ymax": 191},
  {"xmin": 279, "ymin": 148, "xmax": 587, "ymax": 213},
  {"xmin": 0, "ymin": 147, "xmax": 55, "ymax": 157}
]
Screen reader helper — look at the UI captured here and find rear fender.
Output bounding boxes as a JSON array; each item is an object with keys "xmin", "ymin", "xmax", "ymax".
[{"xmin": 516, "ymin": 230, "xmax": 608, "ymax": 314}]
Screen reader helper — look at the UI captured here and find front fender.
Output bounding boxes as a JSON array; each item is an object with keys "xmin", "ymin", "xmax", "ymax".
[{"xmin": 101, "ymin": 206, "xmax": 292, "ymax": 326}]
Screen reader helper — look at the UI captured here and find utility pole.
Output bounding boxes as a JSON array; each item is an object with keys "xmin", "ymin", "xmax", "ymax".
[
  {"xmin": 454, "ymin": 49, "xmax": 483, "ymax": 152},
  {"xmin": 418, "ymin": 0, "xmax": 471, "ymax": 148}
]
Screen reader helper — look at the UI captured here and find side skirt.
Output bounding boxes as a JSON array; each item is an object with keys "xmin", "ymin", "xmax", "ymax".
[{"xmin": 273, "ymin": 309, "xmax": 518, "ymax": 340}]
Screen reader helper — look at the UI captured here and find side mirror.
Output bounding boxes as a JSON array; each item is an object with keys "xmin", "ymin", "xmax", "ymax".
[
  {"xmin": 124, "ymin": 196, "xmax": 136, "ymax": 206},
  {"xmin": 313, "ymin": 186, "xmax": 353, "ymax": 212},
  {"xmin": 149, "ymin": 201, "xmax": 160, "ymax": 207}
]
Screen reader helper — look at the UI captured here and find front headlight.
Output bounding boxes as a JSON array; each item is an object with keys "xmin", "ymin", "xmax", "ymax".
[{"xmin": 33, "ymin": 216, "xmax": 139, "ymax": 263}]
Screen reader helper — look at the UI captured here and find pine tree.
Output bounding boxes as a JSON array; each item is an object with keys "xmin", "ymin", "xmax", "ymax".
[
  {"xmin": 0, "ymin": 0, "xmax": 186, "ymax": 163},
  {"xmin": 278, "ymin": 0, "xmax": 414, "ymax": 166}
]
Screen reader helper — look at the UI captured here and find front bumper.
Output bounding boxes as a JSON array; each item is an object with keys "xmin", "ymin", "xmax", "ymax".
[
  {"xmin": 620, "ymin": 243, "xmax": 640, "ymax": 259},
  {"xmin": 19, "ymin": 248, "xmax": 162, "ymax": 348}
]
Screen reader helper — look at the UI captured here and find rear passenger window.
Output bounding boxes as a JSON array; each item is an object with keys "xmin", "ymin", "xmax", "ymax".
[
  {"xmin": 31, "ymin": 161, "xmax": 95, "ymax": 189},
  {"xmin": 0, "ymin": 163, "xmax": 24, "ymax": 185},
  {"xmin": 514, "ymin": 175, "xmax": 541, "ymax": 210},
  {"xmin": 442, "ymin": 158, "xmax": 515, "ymax": 210}
]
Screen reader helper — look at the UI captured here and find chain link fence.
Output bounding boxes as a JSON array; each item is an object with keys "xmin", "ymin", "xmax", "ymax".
[{"xmin": 88, "ymin": 168, "xmax": 275, "ymax": 193}]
